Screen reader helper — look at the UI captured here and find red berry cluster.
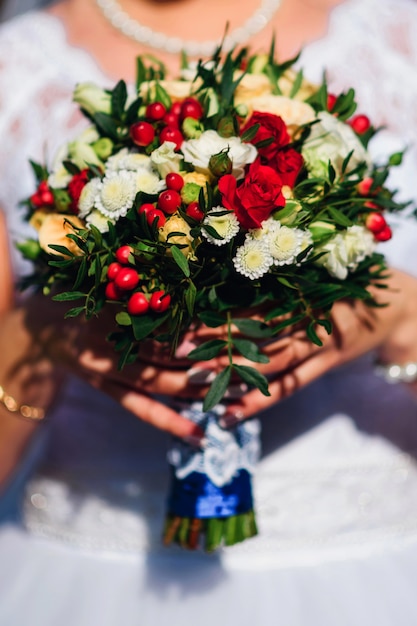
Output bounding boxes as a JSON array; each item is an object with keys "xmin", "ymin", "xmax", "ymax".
[
  {"xmin": 357, "ymin": 176, "xmax": 392, "ymax": 241},
  {"xmin": 137, "ymin": 172, "xmax": 204, "ymax": 227},
  {"xmin": 105, "ymin": 245, "xmax": 171, "ymax": 316},
  {"xmin": 30, "ymin": 180, "xmax": 54, "ymax": 208},
  {"xmin": 129, "ymin": 97, "xmax": 204, "ymax": 150}
]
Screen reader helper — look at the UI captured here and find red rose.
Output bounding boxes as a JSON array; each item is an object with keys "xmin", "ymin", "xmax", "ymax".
[
  {"xmin": 241, "ymin": 111, "xmax": 290, "ymax": 160},
  {"xmin": 270, "ymin": 147, "xmax": 304, "ymax": 187},
  {"xmin": 68, "ymin": 168, "xmax": 90, "ymax": 213},
  {"xmin": 219, "ymin": 160, "xmax": 285, "ymax": 229}
]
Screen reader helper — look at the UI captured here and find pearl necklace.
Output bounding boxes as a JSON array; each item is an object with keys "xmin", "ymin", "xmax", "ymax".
[{"xmin": 95, "ymin": 0, "xmax": 282, "ymax": 57}]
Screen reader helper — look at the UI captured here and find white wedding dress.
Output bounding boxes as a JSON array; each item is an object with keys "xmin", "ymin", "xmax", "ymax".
[{"xmin": 1, "ymin": 1, "xmax": 417, "ymax": 624}]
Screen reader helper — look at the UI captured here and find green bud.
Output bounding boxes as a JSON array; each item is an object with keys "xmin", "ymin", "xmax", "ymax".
[
  {"xmin": 16, "ymin": 239, "xmax": 42, "ymax": 261},
  {"xmin": 181, "ymin": 182, "xmax": 201, "ymax": 204},
  {"xmin": 209, "ymin": 149, "xmax": 233, "ymax": 177},
  {"xmin": 389, "ymin": 151, "xmax": 404, "ymax": 166},
  {"xmin": 54, "ymin": 189, "xmax": 72, "ymax": 213},
  {"xmin": 274, "ymin": 200, "xmax": 303, "ymax": 226},
  {"xmin": 309, "ymin": 220, "xmax": 336, "ymax": 241},
  {"xmin": 235, "ymin": 103, "xmax": 249, "ymax": 119},
  {"xmin": 200, "ymin": 88, "xmax": 220, "ymax": 118},
  {"xmin": 73, "ymin": 82, "xmax": 112, "ymax": 116},
  {"xmin": 217, "ymin": 115, "xmax": 238, "ymax": 138},
  {"xmin": 182, "ymin": 117, "xmax": 204, "ymax": 139},
  {"xmin": 247, "ymin": 53, "xmax": 269, "ymax": 74},
  {"xmin": 92, "ymin": 137, "xmax": 114, "ymax": 160}
]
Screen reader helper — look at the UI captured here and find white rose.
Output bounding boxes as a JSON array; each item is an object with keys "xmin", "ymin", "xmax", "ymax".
[
  {"xmin": 181, "ymin": 130, "xmax": 257, "ymax": 180},
  {"xmin": 302, "ymin": 112, "xmax": 371, "ymax": 179},
  {"xmin": 317, "ymin": 233, "xmax": 349, "ymax": 280},
  {"xmin": 151, "ymin": 141, "xmax": 183, "ymax": 178},
  {"xmin": 343, "ymin": 225, "xmax": 376, "ymax": 269}
]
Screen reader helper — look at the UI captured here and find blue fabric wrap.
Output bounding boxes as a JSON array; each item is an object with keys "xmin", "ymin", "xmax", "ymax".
[{"xmin": 167, "ymin": 469, "xmax": 253, "ymax": 518}]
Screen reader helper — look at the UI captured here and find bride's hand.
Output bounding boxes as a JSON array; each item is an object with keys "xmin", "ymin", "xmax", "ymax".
[
  {"xmin": 1, "ymin": 299, "xmax": 206, "ymax": 442},
  {"xmin": 189, "ymin": 268, "xmax": 417, "ymax": 422}
]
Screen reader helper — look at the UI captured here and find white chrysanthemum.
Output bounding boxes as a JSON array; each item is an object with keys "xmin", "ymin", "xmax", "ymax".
[
  {"xmin": 134, "ymin": 169, "xmax": 165, "ymax": 195},
  {"xmin": 202, "ymin": 206, "xmax": 240, "ymax": 246},
  {"xmin": 95, "ymin": 171, "xmax": 137, "ymax": 219},
  {"xmin": 267, "ymin": 224, "xmax": 304, "ymax": 265},
  {"xmin": 248, "ymin": 217, "xmax": 277, "ymax": 241},
  {"xmin": 233, "ymin": 239, "xmax": 273, "ymax": 279},
  {"xmin": 78, "ymin": 178, "xmax": 102, "ymax": 218},
  {"xmin": 85, "ymin": 209, "xmax": 115, "ymax": 233},
  {"xmin": 106, "ymin": 149, "xmax": 152, "ymax": 172}
]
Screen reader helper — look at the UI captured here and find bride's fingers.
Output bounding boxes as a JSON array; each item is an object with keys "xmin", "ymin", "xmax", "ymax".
[
  {"xmin": 85, "ymin": 376, "xmax": 205, "ymax": 441},
  {"xmin": 220, "ymin": 348, "xmax": 342, "ymax": 424}
]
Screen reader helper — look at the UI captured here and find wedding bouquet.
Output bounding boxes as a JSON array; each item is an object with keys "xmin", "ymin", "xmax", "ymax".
[{"xmin": 19, "ymin": 41, "xmax": 411, "ymax": 551}]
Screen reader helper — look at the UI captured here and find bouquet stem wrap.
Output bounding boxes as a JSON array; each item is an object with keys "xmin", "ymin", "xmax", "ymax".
[{"xmin": 163, "ymin": 402, "xmax": 261, "ymax": 552}]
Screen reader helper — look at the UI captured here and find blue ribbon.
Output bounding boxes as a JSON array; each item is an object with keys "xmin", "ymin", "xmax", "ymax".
[{"xmin": 167, "ymin": 469, "xmax": 254, "ymax": 518}]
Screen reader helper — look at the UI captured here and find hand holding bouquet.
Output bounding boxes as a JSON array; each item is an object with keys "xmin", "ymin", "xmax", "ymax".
[{"xmin": 19, "ymin": 41, "xmax": 414, "ymax": 550}]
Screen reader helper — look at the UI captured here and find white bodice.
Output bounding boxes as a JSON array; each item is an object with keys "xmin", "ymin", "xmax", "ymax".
[{"xmin": 1, "ymin": 0, "xmax": 417, "ymax": 568}]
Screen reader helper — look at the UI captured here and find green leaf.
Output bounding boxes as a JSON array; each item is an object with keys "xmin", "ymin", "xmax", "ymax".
[
  {"xmin": 188, "ymin": 339, "xmax": 228, "ymax": 361},
  {"xmin": 234, "ymin": 365, "xmax": 270, "ymax": 396},
  {"xmin": 47, "ymin": 244, "xmax": 75, "ymax": 257},
  {"xmin": 131, "ymin": 313, "xmax": 168, "ymax": 341},
  {"xmin": 232, "ymin": 338, "xmax": 269, "ymax": 363},
  {"xmin": 203, "ymin": 366, "xmax": 232, "ymax": 411},
  {"xmin": 115, "ymin": 311, "xmax": 132, "ymax": 326},
  {"xmin": 198, "ymin": 311, "xmax": 226, "ymax": 327},
  {"xmin": 93, "ymin": 112, "xmax": 119, "ymax": 141},
  {"xmin": 306, "ymin": 321, "xmax": 323, "ymax": 346},
  {"xmin": 62, "ymin": 160, "xmax": 81, "ymax": 176},
  {"xmin": 154, "ymin": 82, "xmax": 172, "ymax": 110},
  {"xmin": 64, "ymin": 306, "xmax": 85, "ymax": 318},
  {"xmin": 185, "ymin": 281, "xmax": 197, "ymax": 317},
  {"xmin": 171, "ymin": 245, "xmax": 190, "ymax": 277},
  {"xmin": 52, "ymin": 291, "xmax": 87, "ymax": 302},
  {"xmin": 240, "ymin": 123, "xmax": 260, "ymax": 143},
  {"xmin": 231, "ymin": 318, "xmax": 273, "ymax": 339},
  {"xmin": 73, "ymin": 258, "xmax": 88, "ymax": 290},
  {"xmin": 111, "ymin": 80, "xmax": 128, "ymax": 119},
  {"xmin": 327, "ymin": 206, "xmax": 352, "ymax": 227}
]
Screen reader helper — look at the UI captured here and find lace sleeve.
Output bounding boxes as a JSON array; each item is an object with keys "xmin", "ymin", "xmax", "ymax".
[{"xmin": 0, "ymin": 15, "xmax": 88, "ymax": 276}]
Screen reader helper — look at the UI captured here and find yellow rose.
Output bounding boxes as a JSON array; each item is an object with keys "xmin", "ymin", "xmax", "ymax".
[
  {"xmin": 277, "ymin": 69, "xmax": 318, "ymax": 101},
  {"xmin": 241, "ymin": 95, "xmax": 316, "ymax": 137},
  {"xmin": 139, "ymin": 80, "xmax": 200, "ymax": 102},
  {"xmin": 29, "ymin": 209, "xmax": 51, "ymax": 231},
  {"xmin": 234, "ymin": 72, "xmax": 273, "ymax": 103},
  {"xmin": 182, "ymin": 171, "xmax": 211, "ymax": 187},
  {"xmin": 38, "ymin": 214, "xmax": 85, "ymax": 257},
  {"xmin": 158, "ymin": 214, "xmax": 197, "ymax": 258}
]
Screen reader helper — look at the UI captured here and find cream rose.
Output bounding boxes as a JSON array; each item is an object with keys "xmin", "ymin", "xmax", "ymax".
[
  {"xmin": 38, "ymin": 215, "xmax": 85, "ymax": 257},
  {"xmin": 181, "ymin": 130, "xmax": 257, "ymax": 180},
  {"xmin": 239, "ymin": 95, "xmax": 316, "ymax": 137},
  {"xmin": 234, "ymin": 72, "xmax": 273, "ymax": 102},
  {"xmin": 159, "ymin": 214, "xmax": 196, "ymax": 258},
  {"xmin": 139, "ymin": 80, "xmax": 199, "ymax": 102}
]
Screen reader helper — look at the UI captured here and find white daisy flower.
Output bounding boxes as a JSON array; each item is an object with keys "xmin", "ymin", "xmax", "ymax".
[
  {"xmin": 78, "ymin": 178, "xmax": 102, "ymax": 218},
  {"xmin": 95, "ymin": 170, "xmax": 137, "ymax": 219},
  {"xmin": 202, "ymin": 206, "xmax": 240, "ymax": 246},
  {"xmin": 248, "ymin": 217, "xmax": 278, "ymax": 241},
  {"xmin": 267, "ymin": 224, "xmax": 304, "ymax": 266},
  {"xmin": 106, "ymin": 149, "xmax": 152, "ymax": 172},
  {"xmin": 233, "ymin": 239, "xmax": 273, "ymax": 279},
  {"xmin": 85, "ymin": 209, "xmax": 115, "ymax": 233},
  {"xmin": 134, "ymin": 169, "xmax": 165, "ymax": 195}
]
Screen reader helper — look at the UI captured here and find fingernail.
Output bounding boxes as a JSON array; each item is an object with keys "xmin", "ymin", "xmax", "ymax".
[
  {"xmin": 175, "ymin": 339, "xmax": 198, "ymax": 359},
  {"xmin": 223, "ymin": 383, "xmax": 249, "ymax": 399},
  {"xmin": 184, "ymin": 435, "xmax": 208, "ymax": 449},
  {"xmin": 187, "ymin": 367, "xmax": 216, "ymax": 385},
  {"xmin": 218, "ymin": 410, "xmax": 245, "ymax": 429}
]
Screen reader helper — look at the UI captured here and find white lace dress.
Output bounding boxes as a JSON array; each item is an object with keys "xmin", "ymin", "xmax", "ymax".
[{"xmin": 1, "ymin": 1, "xmax": 417, "ymax": 624}]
